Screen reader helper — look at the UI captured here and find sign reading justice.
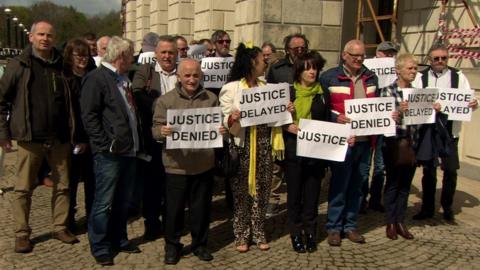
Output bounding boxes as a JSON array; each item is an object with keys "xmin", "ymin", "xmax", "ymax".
[
  {"xmin": 437, "ymin": 88, "xmax": 474, "ymax": 121},
  {"xmin": 297, "ymin": 119, "xmax": 350, "ymax": 162},
  {"xmin": 401, "ymin": 88, "xmax": 438, "ymax": 125},
  {"xmin": 166, "ymin": 107, "xmax": 223, "ymax": 149},
  {"xmin": 344, "ymin": 97, "xmax": 396, "ymax": 136},
  {"xmin": 238, "ymin": 83, "xmax": 292, "ymax": 127}
]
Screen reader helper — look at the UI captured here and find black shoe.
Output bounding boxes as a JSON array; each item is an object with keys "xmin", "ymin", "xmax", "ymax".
[
  {"xmin": 95, "ymin": 254, "xmax": 114, "ymax": 266},
  {"xmin": 164, "ymin": 248, "xmax": 180, "ymax": 265},
  {"xmin": 143, "ymin": 226, "xmax": 163, "ymax": 241},
  {"xmin": 305, "ymin": 234, "xmax": 317, "ymax": 253},
  {"xmin": 368, "ymin": 202, "xmax": 385, "ymax": 213},
  {"xmin": 443, "ymin": 209, "xmax": 455, "ymax": 221},
  {"xmin": 117, "ymin": 243, "xmax": 141, "ymax": 253},
  {"xmin": 291, "ymin": 236, "xmax": 306, "ymax": 253},
  {"xmin": 193, "ymin": 246, "xmax": 213, "ymax": 261},
  {"xmin": 412, "ymin": 211, "xmax": 433, "ymax": 220}
]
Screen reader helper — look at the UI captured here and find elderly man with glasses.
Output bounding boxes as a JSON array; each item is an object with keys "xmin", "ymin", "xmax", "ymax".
[{"xmin": 412, "ymin": 43, "xmax": 478, "ymax": 222}]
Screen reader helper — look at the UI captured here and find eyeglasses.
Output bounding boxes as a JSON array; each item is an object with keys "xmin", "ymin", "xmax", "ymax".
[
  {"xmin": 178, "ymin": 47, "xmax": 189, "ymax": 51},
  {"xmin": 289, "ymin": 46, "xmax": 306, "ymax": 52},
  {"xmin": 432, "ymin": 56, "xmax": 448, "ymax": 62},
  {"xmin": 216, "ymin": 39, "xmax": 231, "ymax": 45},
  {"xmin": 72, "ymin": 54, "xmax": 88, "ymax": 59},
  {"xmin": 346, "ymin": 52, "xmax": 365, "ymax": 59}
]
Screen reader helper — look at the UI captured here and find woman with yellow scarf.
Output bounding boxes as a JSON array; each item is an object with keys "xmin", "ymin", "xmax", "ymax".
[
  {"xmin": 219, "ymin": 43, "xmax": 293, "ymax": 252},
  {"xmin": 284, "ymin": 51, "xmax": 329, "ymax": 253}
]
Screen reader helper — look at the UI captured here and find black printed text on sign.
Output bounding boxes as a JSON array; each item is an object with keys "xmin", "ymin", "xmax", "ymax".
[
  {"xmin": 401, "ymin": 88, "xmax": 438, "ymax": 125},
  {"xmin": 201, "ymin": 57, "xmax": 234, "ymax": 89},
  {"xmin": 345, "ymin": 97, "xmax": 396, "ymax": 136},
  {"xmin": 166, "ymin": 107, "xmax": 223, "ymax": 149},
  {"xmin": 363, "ymin": 57, "xmax": 397, "ymax": 89},
  {"xmin": 238, "ymin": 83, "xmax": 292, "ymax": 127},
  {"xmin": 296, "ymin": 119, "xmax": 350, "ymax": 162},
  {"xmin": 437, "ymin": 88, "xmax": 474, "ymax": 122}
]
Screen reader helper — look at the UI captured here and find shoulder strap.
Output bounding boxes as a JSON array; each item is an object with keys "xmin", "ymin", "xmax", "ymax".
[
  {"xmin": 448, "ymin": 67, "xmax": 459, "ymax": 88},
  {"xmin": 145, "ymin": 63, "xmax": 154, "ymax": 93},
  {"xmin": 421, "ymin": 67, "xmax": 430, "ymax": 88}
]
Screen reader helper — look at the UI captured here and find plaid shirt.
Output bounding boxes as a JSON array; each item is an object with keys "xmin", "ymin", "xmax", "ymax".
[{"xmin": 378, "ymin": 80, "xmax": 418, "ymax": 140}]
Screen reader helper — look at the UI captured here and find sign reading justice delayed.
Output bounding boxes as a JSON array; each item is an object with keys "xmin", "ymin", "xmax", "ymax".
[
  {"xmin": 238, "ymin": 83, "xmax": 292, "ymax": 127},
  {"xmin": 437, "ymin": 88, "xmax": 475, "ymax": 121},
  {"xmin": 201, "ymin": 57, "xmax": 234, "ymax": 89},
  {"xmin": 166, "ymin": 107, "xmax": 223, "ymax": 149},
  {"xmin": 296, "ymin": 119, "xmax": 350, "ymax": 162},
  {"xmin": 345, "ymin": 97, "xmax": 396, "ymax": 136},
  {"xmin": 401, "ymin": 88, "xmax": 438, "ymax": 125}
]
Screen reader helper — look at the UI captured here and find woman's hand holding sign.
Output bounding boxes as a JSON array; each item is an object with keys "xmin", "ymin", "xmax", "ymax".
[{"xmin": 161, "ymin": 125, "xmax": 173, "ymax": 136}]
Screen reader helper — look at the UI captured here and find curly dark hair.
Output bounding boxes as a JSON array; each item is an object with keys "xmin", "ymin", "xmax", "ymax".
[
  {"xmin": 228, "ymin": 43, "xmax": 262, "ymax": 82},
  {"xmin": 293, "ymin": 51, "xmax": 326, "ymax": 83},
  {"xmin": 63, "ymin": 38, "xmax": 90, "ymax": 75}
]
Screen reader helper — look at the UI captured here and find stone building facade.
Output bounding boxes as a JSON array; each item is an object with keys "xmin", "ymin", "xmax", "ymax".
[{"xmin": 122, "ymin": 0, "xmax": 480, "ymax": 177}]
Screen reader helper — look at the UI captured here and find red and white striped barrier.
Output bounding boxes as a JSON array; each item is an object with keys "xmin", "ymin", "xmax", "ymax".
[
  {"xmin": 442, "ymin": 33, "xmax": 480, "ymax": 39},
  {"xmin": 448, "ymin": 47, "xmax": 480, "ymax": 60},
  {"xmin": 442, "ymin": 26, "xmax": 480, "ymax": 33},
  {"xmin": 447, "ymin": 40, "xmax": 480, "ymax": 47}
]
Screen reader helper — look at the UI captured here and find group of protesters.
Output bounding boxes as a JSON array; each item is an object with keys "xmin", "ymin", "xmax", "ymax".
[{"xmin": 0, "ymin": 18, "xmax": 477, "ymax": 267}]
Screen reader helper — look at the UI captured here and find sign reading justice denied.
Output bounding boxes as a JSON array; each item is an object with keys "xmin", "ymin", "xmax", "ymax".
[
  {"xmin": 345, "ymin": 97, "xmax": 396, "ymax": 136},
  {"xmin": 166, "ymin": 107, "xmax": 223, "ymax": 149},
  {"xmin": 238, "ymin": 83, "xmax": 292, "ymax": 127},
  {"xmin": 297, "ymin": 119, "xmax": 350, "ymax": 162},
  {"xmin": 201, "ymin": 57, "xmax": 234, "ymax": 89}
]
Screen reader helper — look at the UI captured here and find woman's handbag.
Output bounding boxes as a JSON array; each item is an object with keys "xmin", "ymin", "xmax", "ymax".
[
  {"xmin": 216, "ymin": 135, "xmax": 240, "ymax": 177},
  {"xmin": 392, "ymin": 136, "xmax": 416, "ymax": 166}
]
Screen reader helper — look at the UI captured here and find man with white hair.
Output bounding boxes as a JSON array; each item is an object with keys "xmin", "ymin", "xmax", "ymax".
[
  {"xmin": 93, "ymin": 35, "xmax": 110, "ymax": 67},
  {"xmin": 81, "ymin": 36, "xmax": 142, "ymax": 266}
]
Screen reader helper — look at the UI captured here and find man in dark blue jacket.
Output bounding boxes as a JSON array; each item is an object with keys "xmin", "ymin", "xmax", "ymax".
[{"xmin": 81, "ymin": 36, "xmax": 142, "ymax": 266}]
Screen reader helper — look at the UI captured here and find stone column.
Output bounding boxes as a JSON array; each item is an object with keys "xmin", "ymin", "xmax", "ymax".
[
  {"xmin": 125, "ymin": 0, "xmax": 137, "ymax": 43},
  {"xmin": 234, "ymin": 0, "xmax": 344, "ymax": 68},
  {"xmin": 150, "ymin": 0, "xmax": 169, "ymax": 35},
  {"xmin": 168, "ymin": 0, "xmax": 194, "ymax": 41},
  {"xmin": 136, "ymin": 0, "xmax": 151, "ymax": 52},
  {"xmin": 194, "ymin": 0, "xmax": 235, "ymax": 40}
]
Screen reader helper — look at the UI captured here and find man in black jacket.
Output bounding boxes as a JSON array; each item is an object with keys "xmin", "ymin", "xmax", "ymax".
[
  {"xmin": 0, "ymin": 20, "xmax": 79, "ymax": 254},
  {"xmin": 81, "ymin": 36, "xmax": 142, "ymax": 266}
]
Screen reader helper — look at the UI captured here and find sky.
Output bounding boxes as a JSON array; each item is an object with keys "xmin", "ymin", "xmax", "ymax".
[{"xmin": 1, "ymin": 0, "xmax": 121, "ymax": 16}]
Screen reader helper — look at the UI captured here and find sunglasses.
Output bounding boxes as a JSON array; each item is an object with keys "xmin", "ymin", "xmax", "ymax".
[
  {"xmin": 217, "ymin": 40, "xmax": 231, "ymax": 45},
  {"xmin": 432, "ymin": 56, "xmax": 448, "ymax": 62},
  {"xmin": 178, "ymin": 47, "xmax": 189, "ymax": 51},
  {"xmin": 289, "ymin": 46, "xmax": 306, "ymax": 51},
  {"xmin": 346, "ymin": 52, "xmax": 365, "ymax": 59}
]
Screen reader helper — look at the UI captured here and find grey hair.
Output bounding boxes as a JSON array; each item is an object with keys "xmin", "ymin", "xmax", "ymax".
[
  {"xmin": 428, "ymin": 42, "xmax": 448, "ymax": 57},
  {"xmin": 96, "ymin": 36, "xmax": 110, "ymax": 48},
  {"xmin": 103, "ymin": 36, "xmax": 134, "ymax": 63},
  {"xmin": 211, "ymin": 30, "xmax": 229, "ymax": 44}
]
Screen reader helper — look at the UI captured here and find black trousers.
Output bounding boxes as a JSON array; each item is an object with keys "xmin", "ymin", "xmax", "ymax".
[
  {"xmin": 164, "ymin": 170, "xmax": 214, "ymax": 252},
  {"xmin": 69, "ymin": 150, "xmax": 95, "ymax": 221},
  {"xmin": 285, "ymin": 156, "xmax": 324, "ymax": 237},
  {"xmin": 383, "ymin": 140, "xmax": 416, "ymax": 224},
  {"xmin": 140, "ymin": 142, "xmax": 166, "ymax": 230},
  {"xmin": 421, "ymin": 139, "xmax": 459, "ymax": 214}
]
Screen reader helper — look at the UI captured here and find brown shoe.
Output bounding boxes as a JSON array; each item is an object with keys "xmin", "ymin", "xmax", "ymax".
[
  {"xmin": 327, "ymin": 231, "xmax": 341, "ymax": 246},
  {"xmin": 396, "ymin": 223, "xmax": 414, "ymax": 240},
  {"xmin": 14, "ymin": 236, "xmax": 33, "ymax": 253},
  {"xmin": 345, "ymin": 230, "xmax": 366, "ymax": 244},
  {"xmin": 52, "ymin": 229, "xmax": 80, "ymax": 244},
  {"xmin": 386, "ymin": 224, "xmax": 398, "ymax": 240}
]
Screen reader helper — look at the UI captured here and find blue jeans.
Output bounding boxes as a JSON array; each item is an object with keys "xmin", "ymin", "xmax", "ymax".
[
  {"xmin": 88, "ymin": 153, "xmax": 136, "ymax": 257},
  {"xmin": 326, "ymin": 141, "xmax": 371, "ymax": 232}
]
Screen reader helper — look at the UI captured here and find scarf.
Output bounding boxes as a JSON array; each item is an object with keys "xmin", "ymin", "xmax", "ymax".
[
  {"xmin": 293, "ymin": 82, "xmax": 323, "ymax": 124},
  {"xmin": 239, "ymin": 78, "xmax": 285, "ymax": 197}
]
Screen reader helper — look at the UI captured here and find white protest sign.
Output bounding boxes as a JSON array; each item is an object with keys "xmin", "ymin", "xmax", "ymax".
[
  {"xmin": 345, "ymin": 97, "xmax": 396, "ymax": 136},
  {"xmin": 239, "ymin": 83, "xmax": 292, "ymax": 127},
  {"xmin": 437, "ymin": 88, "xmax": 474, "ymax": 121},
  {"xmin": 201, "ymin": 57, "xmax": 234, "ymax": 88},
  {"xmin": 137, "ymin": 51, "xmax": 156, "ymax": 64},
  {"xmin": 402, "ymin": 88, "xmax": 438, "ymax": 125},
  {"xmin": 363, "ymin": 57, "xmax": 397, "ymax": 89},
  {"xmin": 166, "ymin": 107, "xmax": 223, "ymax": 149},
  {"xmin": 297, "ymin": 119, "xmax": 350, "ymax": 162}
]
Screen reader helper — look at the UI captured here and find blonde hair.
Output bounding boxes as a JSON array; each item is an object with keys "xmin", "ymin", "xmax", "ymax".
[{"xmin": 395, "ymin": 53, "xmax": 418, "ymax": 70}]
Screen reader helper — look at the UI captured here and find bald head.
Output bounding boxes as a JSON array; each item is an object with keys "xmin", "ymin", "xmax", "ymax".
[
  {"xmin": 342, "ymin": 39, "xmax": 366, "ymax": 75},
  {"xmin": 97, "ymin": 36, "xmax": 110, "ymax": 57},
  {"xmin": 177, "ymin": 59, "xmax": 202, "ymax": 95}
]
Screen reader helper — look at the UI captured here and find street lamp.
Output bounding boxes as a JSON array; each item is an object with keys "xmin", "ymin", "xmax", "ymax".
[
  {"xmin": 12, "ymin": 16, "xmax": 18, "ymax": 48},
  {"xmin": 4, "ymin": 8, "xmax": 12, "ymax": 48},
  {"xmin": 18, "ymin": 23, "xmax": 24, "ymax": 48}
]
